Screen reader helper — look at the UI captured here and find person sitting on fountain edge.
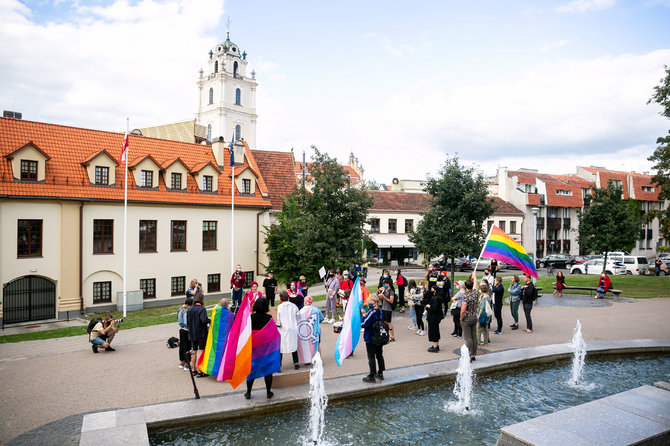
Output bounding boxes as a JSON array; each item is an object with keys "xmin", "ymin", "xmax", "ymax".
[{"xmin": 89, "ymin": 314, "xmax": 121, "ymax": 353}]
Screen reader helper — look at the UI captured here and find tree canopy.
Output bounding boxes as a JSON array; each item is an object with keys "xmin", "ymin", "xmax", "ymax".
[
  {"xmin": 577, "ymin": 183, "xmax": 641, "ymax": 268},
  {"xmin": 646, "ymin": 65, "xmax": 670, "ymax": 242},
  {"xmin": 263, "ymin": 149, "xmax": 372, "ymax": 286},
  {"xmin": 409, "ymin": 156, "xmax": 494, "ymax": 284}
]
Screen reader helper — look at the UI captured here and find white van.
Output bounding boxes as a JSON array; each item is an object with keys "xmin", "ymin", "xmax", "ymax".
[{"xmin": 621, "ymin": 256, "xmax": 649, "ymax": 275}]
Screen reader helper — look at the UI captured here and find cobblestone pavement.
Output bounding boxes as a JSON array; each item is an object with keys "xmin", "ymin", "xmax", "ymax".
[{"xmin": 1, "ymin": 283, "xmax": 668, "ymax": 445}]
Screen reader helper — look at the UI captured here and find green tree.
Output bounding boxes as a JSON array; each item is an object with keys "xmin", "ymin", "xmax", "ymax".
[
  {"xmin": 646, "ymin": 65, "xmax": 670, "ymax": 241},
  {"xmin": 577, "ymin": 183, "xmax": 641, "ymax": 269},
  {"xmin": 264, "ymin": 149, "xmax": 372, "ymax": 286},
  {"xmin": 409, "ymin": 156, "xmax": 494, "ymax": 285}
]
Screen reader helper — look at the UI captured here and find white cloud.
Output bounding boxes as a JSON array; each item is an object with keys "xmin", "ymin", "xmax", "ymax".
[
  {"xmin": 0, "ymin": 0, "xmax": 225, "ymax": 130},
  {"xmin": 556, "ymin": 0, "xmax": 616, "ymax": 13},
  {"xmin": 541, "ymin": 38, "xmax": 573, "ymax": 51},
  {"xmin": 339, "ymin": 50, "xmax": 670, "ymax": 182}
]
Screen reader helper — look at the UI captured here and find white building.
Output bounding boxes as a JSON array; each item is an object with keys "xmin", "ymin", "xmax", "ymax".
[{"xmin": 196, "ymin": 31, "xmax": 258, "ymax": 148}]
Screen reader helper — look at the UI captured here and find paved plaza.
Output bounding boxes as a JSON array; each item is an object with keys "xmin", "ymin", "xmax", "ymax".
[{"xmin": 1, "ymin": 276, "xmax": 669, "ymax": 445}]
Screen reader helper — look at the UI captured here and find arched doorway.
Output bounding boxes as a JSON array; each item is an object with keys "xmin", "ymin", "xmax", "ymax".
[{"xmin": 2, "ymin": 276, "xmax": 56, "ymax": 324}]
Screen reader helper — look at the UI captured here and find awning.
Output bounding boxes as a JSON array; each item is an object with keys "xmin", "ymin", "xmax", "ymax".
[{"xmin": 369, "ymin": 233, "xmax": 415, "ymax": 249}]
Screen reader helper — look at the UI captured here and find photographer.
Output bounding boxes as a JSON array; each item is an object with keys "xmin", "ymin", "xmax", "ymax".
[
  {"xmin": 186, "ymin": 278, "xmax": 202, "ymax": 301},
  {"xmin": 89, "ymin": 314, "xmax": 121, "ymax": 353},
  {"xmin": 187, "ymin": 292, "xmax": 210, "ymax": 377},
  {"xmin": 230, "ymin": 265, "xmax": 246, "ymax": 308}
]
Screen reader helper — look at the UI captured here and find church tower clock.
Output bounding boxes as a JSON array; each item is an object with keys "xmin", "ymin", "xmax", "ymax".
[{"xmin": 196, "ymin": 29, "xmax": 258, "ymax": 149}]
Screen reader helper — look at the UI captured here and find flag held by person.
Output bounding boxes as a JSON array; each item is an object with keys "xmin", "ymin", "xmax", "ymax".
[
  {"xmin": 197, "ymin": 303, "xmax": 234, "ymax": 376},
  {"xmin": 334, "ymin": 276, "xmax": 363, "ymax": 366},
  {"xmin": 482, "ymin": 225, "xmax": 538, "ymax": 278},
  {"xmin": 218, "ymin": 296, "xmax": 252, "ymax": 388}
]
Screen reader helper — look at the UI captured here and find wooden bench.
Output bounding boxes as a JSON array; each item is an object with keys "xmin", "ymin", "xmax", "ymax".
[{"xmin": 562, "ymin": 285, "xmax": 622, "ymax": 301}]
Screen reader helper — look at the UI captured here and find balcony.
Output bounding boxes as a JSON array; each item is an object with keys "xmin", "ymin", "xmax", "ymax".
[{"xmin": 547, "ymin": 217, "xmax": 562, "ymax": 230}]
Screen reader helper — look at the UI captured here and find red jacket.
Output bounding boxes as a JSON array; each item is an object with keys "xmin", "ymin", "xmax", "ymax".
[
  {"xmin": 230, "ymin": 271, "xmax": 245, "ymax": 289},
  {"xmin": 598, "ymin": 275, "xmax": 612, "ymax": 290}
]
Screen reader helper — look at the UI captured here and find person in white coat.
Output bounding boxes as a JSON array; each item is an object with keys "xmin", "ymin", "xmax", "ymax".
[{"xmin": 276, "ymin": 290, "xmax": 300, "ymax": 370}]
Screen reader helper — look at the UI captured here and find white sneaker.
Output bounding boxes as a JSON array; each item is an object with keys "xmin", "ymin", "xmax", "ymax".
[
  {"xmin": 178, "ymin": 364, "xmax": 184, "ymax": 369},
  {"xmin": 418, "ymin": 330, "xmax": 426, "ymax": 336},
  {"xmin": 408, "ymin": 325, "xmax": 417, "ymax": 330},
  {"xmin": 329, "ymin": 318, "xmax": 335, "ymax": 324},
  {"xmin": 324, "ymin": 318, "xmax": 331, "ymax": 324}
]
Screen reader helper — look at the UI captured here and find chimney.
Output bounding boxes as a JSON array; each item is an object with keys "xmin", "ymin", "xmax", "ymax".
[{"xmin": 212, "ymin": 136, "xmax": 225, "ymax": 167}]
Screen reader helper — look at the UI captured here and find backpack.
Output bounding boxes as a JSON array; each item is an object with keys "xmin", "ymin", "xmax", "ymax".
[
  {"xmin": 167, "ymin": 337, "xmax": 180, "ymax": 348},
  {"xmin": 86, "ymin": 318, "xmax": 102, "ymax": 334},
  {"xmin": 371, "ymin": 318, "xmax": 390, "ymax": 347}
]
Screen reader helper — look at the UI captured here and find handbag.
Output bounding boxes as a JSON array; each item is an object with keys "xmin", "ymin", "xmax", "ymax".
[
  {"xmin": 478, "ymin": 309, "xmax": 488, "ymax": 325},
  {"xmin": 484, "ymin": 297, "xmax": 492, "ymax": 317}
]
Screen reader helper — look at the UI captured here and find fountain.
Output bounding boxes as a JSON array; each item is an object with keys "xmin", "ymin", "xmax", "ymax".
[
  {"xmin": 568, "ymin": 320, "xmax": 588, "ymax": 388},
  {"xmin": 446, "ymin": 344, "xmax": 474, "ymax": 413},
  {"xmin": 304, "ymin": 352, "xmax": 328, "ymax": 446}
]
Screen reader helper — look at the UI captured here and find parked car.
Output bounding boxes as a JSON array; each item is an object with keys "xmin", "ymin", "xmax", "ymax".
[
  {"xmin": 429, "ymin": 257, "xmax": 473, "ymax": 272},
  {"xmin": 572, "ymin": 256, "xmax": 591, "ymax": 264},
  {"xmin": 620, "ymin": 256, "xmax": 650, "ymax": 275},
  {"xmin": 656, "ymin": 260, "xmax": 670, "ymax": 276},
  {"xmin": 537, "ymin": 254, "xmax": 573, "ymax": 269},
  {"xmin": 570, "ymin": 259, "xmax": 626, "ymax": 275},
  {"xmin": 475, "ymin": 257, "xmax": 507, "ymax": 271}
]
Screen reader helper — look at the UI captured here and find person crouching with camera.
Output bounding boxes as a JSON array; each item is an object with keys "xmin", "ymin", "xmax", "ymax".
[{"xmin": 90, "ymin": 314, "xmax": 122, "ymax": 353}]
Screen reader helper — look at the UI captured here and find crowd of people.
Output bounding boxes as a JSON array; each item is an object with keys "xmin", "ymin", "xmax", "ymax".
[{"xmin": 165, "ymin": 262, "xmax": 619, "ymax": 393}]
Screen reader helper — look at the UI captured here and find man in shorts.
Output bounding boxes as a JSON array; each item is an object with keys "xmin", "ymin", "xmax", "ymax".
[{"xmin": 89, "ymin": 314, "xmax": 121, "ymax": 353}]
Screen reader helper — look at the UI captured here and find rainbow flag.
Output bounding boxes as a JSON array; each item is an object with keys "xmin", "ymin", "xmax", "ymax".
[
  {"xmin": 334, "ymin": 276, "xmax": 363, "ymax": 366},
  {"xmin": 197, "ymin": 304, "xmax": 234, "ymax": 376},
  {"xmin": 217, "ymin": 296, "xmax": 252, "ymax": 389},
  {"xmin": 482, "ymin": 225, "xmax": 538, "ymax": 278},
  {"xmin": 246, "ymin": 318, "xmax": 281, "ymax": 381}
]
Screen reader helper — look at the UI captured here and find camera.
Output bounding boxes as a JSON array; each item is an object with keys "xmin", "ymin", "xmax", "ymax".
[{"xmin": 114, "ymin": 318, "xmax": 123, "ymax": 324}]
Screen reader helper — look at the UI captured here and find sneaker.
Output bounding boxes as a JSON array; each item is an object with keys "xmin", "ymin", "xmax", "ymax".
[
  {"xmin": 418, "ymin": 331, "xmax": 426, "ymax": 336},
  {"xmin": 375, "ymin": 373, "xmax": 384, "ymax": 381},
  {"xmin": 244, "ymin": 392, "xmax": 251, "ymax": 400},
  {"xmin": 470, "ymin": 356, "xmax": 476, "ymax": 362},
  {"xmin": 408, "ymin": 325, "xmax": 417, "ymax": 330},
  {"xmin": 105, "ymin": 346, "xmax": 115, "ymax": 352},
  {"xmin": 294, "ymin": 364, "xmax": 300, "ymax": 370},
  {"xmin": 266, "ymin": 391, "xmax": 274, "ymax": 399},
  {"xmin": 509, "ymin": 323, "xmax": 516, "ymax": 327},
  {"xmin": 427, "ymin": 346, "xmax": 438, "ymax": 353},
  {"xmin": 329, "ymin": 318, "xmax": 335, "ymax": 324},
  {"xmin": 511, "ymin": 325, "xmax": 519, "ymax": 330},
  {"xmin": 494, "ymin": 331, "xmax": 501, "ymax": 335},
  {"xmin": 456, "ymin": 334, "xmax": 462, "ymax": 338},
  {"xmin": 178, "ymin": 364, "xmax": 184, "ymax": 369},
  {"xmin": 362, "ymin": 375, "xmax": 376, "ymax": 383},
  {"xmin": 92, "ymin": 345, "xmax": 98, "ymax": 354}
]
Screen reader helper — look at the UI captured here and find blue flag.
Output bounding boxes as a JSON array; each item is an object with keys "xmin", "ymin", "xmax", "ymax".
[{"xmin": 229, "ymin": 132, "xmax": 235, "ymax": 166}]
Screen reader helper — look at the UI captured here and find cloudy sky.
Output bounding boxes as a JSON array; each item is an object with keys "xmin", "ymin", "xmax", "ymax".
[{"xmin": 1, "ymin": 0, "xmax": 669, "ymax": 184}]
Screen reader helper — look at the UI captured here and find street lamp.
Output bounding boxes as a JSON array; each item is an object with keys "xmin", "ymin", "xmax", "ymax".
[{"xmin": 531, "ymin": 207, "xmax": 540, "ymax": 266}]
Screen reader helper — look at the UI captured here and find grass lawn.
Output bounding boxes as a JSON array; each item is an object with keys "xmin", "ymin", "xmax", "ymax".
[{"xmin": 0, "ymin": 292, "xmax": 328, "ymax": 344}]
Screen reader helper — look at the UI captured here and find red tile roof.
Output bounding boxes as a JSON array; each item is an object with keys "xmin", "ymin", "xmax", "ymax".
[
  {"xmin": 367, "ymin": 191, "xmax": 431, "ymax": 212},
  {"xmin": 631, "ymin": 175, "xmax": 660, "ymax": 202},
  {"xmin": 597, "ymin": 171, "xmax": 630, "ymax": 199},
  {"xmin": 527, "ymin": 193, "xmax": 540, "ymax": 206},
  {"xmin": 544, "ymin": 183, "xmax": 584, "ymax": 208},
  {"xmin": 490, "ymin": 196, "xmax": 524, "ymax": 215},
  {"xmin": 250, "ymin": 150, "xmax": 297, "ymax": 210},
  {"xmin": 294, "ymin": 161, "xmax": 361, "ymax": 186},
  {"xmin": 0, "ymin": 118, "xmax": 271, "ymax": 208}
]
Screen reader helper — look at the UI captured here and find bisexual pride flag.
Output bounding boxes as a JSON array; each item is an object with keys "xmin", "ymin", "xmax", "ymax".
[
  {"xmin": 246, "ymin": 318, "xmax": 281, "ymax": 381},
  {"xmin": 334, "ymin": 276, "xmax": 363, "ymax": 366},
  {"xmin": 482, "ymin": 225, "xmax": 538, "ymax": 278}
]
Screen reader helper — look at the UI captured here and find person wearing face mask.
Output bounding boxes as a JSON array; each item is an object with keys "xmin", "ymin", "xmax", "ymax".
[
  {"xmin": 596, "ymin": 271, "xmax": 612, "ymax": 299},
  {"xmin": 230, "ymin": 264, "xmax": 246, "ymax": 310},
  {"xmin": 324, "ymin": 270, "xmax": 339, "ymax": 324},
  {"xmin": 288, "ymin": 281, "xmax": 304, "ymax": 310},
  {"xmin": 378, "ymin": 283, "xmax": 396, "ymax": 342},
  {"xmin": 298, "ymin": 275, "xmax": 309, "ymax": 298},
  {"xmin": 378, "ymin": 269, "xmax": 395, "ymax": 293}
]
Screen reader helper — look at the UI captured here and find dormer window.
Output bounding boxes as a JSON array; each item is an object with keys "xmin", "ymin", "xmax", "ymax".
[
  {"xmin": 95, "ymin": 166, "xmax": 109, "ymax": 185},
  {"xmin": 242, "ymin": 178, "xmax": 251, "ymax": 194},
  {"xmin": 203, "ymin": 175, "xmax": 213, "ymax": 192},
  {"xmin": 171, "ymin": 172, "xmax": 182, "ymax": 189},
  {"xmin": 20, "ymin": 160, "xmax": 38, "ymax": 181},
  {"xmin": 141, "ymin": 170, "xmax": 153, "ymax": 188},
  {"xmin": 556, "ymin": 189, "xmax": 572, "ymax": 196}
]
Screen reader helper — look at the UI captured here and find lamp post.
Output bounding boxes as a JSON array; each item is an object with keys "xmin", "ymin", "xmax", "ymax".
[{"xmin": 531, "ymin": 207, "xmax": 540, "ymax": 272}]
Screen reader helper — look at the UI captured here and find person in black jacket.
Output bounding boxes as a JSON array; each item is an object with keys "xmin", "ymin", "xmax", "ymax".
[
  {"xmin": 424, "ymin": 286, "xmax": 443, "ymax": 352},
  {"xmin": 439, "ymin": 269, "xmax": 452, "ymax": 317},
  {"xmin": 187, "ymin": 292, "xmax": 210, "ymax": 376},
  {"xmin": 520, "ymin": 275, "xmax": 536, "ymax": 333},
  {"xmin": 491, "ymin": 276, "xmax": 504, "ymax": 334},
  {"xmin": 378, "ymin": 269, "xmax": 395, "ymax": 292},
  {"xmin": 395, "ymin": 269, "xmax": 407, "ymax": 313},
  {"xmin": 361, "ymin": 295, "xmax": 385, "ymax": 383}
]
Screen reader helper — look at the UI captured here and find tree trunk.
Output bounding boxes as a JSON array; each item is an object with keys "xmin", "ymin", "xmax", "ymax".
[{"xmin": 450, "ymin": 257, "xmax": 456, "ymax": 290}]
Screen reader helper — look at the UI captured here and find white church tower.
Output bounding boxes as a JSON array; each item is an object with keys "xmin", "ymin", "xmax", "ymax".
[{"xmin": 196, "ymin": 29, "xmax": 258, "ymax": 149}]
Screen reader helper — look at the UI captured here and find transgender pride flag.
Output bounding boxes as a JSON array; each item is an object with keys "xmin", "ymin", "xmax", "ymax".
[
  {"xmin": 334, "ymin": 276, "xmax": 363, "ymax": 366},
  {"xmin": 218, "ymin": 296, "xmax": 252, "ymax": 388}
]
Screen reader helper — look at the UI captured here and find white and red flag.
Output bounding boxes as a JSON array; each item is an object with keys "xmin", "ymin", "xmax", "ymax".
[{"xmin": 120, "ymin": 131, "xmax": 129, "ymax": 163}]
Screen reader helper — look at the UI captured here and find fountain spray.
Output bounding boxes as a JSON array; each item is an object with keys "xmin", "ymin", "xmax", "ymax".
[
  {"xmin": 306, "ymin": 352, "xmax": 328, "ymax": 445},
  {"xmin": 569, "ymin": 320, "xmax": 587, "ymax": 386}
]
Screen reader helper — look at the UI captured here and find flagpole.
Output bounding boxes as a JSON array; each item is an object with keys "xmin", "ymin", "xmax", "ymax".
[
  {"xmin": 231, "ymin": 149, "xmax": 235, "ymax": 286},
  {"xmin": 473, "ymin": 224, "xmax": 495, "ymax": 277},
  {"xmin": 123, "ymin": 118, "xmax": 129, "ymax": 318}
]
